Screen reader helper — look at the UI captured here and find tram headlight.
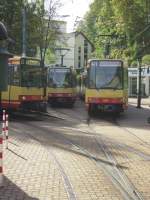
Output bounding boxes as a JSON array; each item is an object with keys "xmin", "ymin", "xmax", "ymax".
[
  {"xmin": 88, "ymin": 97, "xmax": 93, "ymax": 102},
  {"xmin": 22, "ymin": 96, "xmax": 26, "ymax": 100}
]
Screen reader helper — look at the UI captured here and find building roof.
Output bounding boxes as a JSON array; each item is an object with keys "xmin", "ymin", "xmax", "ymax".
[{"xmin": 69, "ymin": 31, "xmax": 95, "ymax": 51}]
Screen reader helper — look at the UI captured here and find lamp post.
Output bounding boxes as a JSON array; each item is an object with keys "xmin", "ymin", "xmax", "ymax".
[
  {"xmin": 98, "ymin": 34, "xmax": 126, "ymax": 58},
  {"xmin": 54, "ymin": 47, "xmax": 70, "ymax": 67},
  {"xmin": 136, "ymin": 57, "xmax": 142, "ymax": 108},
  {"xmin": 60, "ymin": 54, "xmax": 65, "ymax": 67}
]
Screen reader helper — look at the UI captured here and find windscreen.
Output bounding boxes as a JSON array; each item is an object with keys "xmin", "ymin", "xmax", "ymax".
[
  {"xmin": 88, "ymin": 60, "xmax": 123, "ymax": 89},
  {"xmin": 48, "ymin": 68, "xmax": 72, "ymax": 88},
  {"xmin": 21, "ymin": 66, "xmax": 42, "ymax": 87}
]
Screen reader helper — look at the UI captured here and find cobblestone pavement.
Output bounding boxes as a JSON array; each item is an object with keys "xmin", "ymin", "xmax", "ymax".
[
  {"xmin": 90, "ymin": 104, "xmax": 150, "ymax": 200},
  {"xmin": 0, "ymin": 110, "xmax": 122, "ymax": 200},
  {"xmin": 128, "ymin": 97, "xmax": 150, "ymax": 106},
  {"xmin": 0, "ymin": 100, "xmax": 150, "ymax": 200},
  {"xmin": 1, "ymin": 126, "xmax": 68, "ymax": 200}
]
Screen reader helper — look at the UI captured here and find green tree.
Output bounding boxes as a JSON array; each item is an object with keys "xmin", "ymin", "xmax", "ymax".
[
  {"xmin": 0, "ymin": 0, "xmax": 61, "ymax": 61},
  {"xmin": 78, "ymin": 0, "xmax": 150, "ymax": 62}
]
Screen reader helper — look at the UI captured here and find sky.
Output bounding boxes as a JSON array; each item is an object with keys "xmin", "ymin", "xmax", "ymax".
[{"xmin": 46, "ymin": 0, "xmax": 93, "ymax": 32}]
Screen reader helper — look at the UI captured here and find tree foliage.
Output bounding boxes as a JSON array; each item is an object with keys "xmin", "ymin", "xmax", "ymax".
[
  {"xmin": 0, "ymin": 0, "xmax": 61, "ymax": 63},
  {"xmin": 78, "ymin": 0, "xmax": 150, "ymax": 64}
]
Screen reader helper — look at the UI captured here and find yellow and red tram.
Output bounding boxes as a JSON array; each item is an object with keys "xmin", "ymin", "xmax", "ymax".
[
  {"xmin": 1, "ymin": 56, "xmax": 47, "ymax": 112},
  {"xmin": 85, "ymin": 59, "xmax": 128, "ymax": 115},
  {"xmin": 47, "ymin": 66, "xmax": 77, "ymax": 107}
]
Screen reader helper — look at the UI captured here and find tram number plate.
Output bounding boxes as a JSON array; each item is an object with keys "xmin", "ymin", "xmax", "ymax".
[
  {"xmin": 98, "ymin": 105, "xmax": 115, "ymax": 111},
  {"xmin": 98, "ymin": 105, "xmax": 103, "ymax": 110},
  {"xmin": 58, "ymin": 98, "xmax": 63, "ymax": 101}
]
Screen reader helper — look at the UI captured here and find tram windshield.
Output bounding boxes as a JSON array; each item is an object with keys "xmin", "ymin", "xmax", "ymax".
[
  {"xmin": 21, "ymin": 66, "xmax": 42, "ymax": 87},
  {"xmin": 48, "ymin": 68, "xmax": 72, "ymax": 88},
  {"xmin": 88, "ymin": 61, "xmax": 123, "ymax": 89}
]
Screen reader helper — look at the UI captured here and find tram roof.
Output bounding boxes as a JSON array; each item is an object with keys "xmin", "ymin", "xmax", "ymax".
[
  {"xmin": 9, "ymin": 56, "xmax": 41, "ymax": 65},
  {"xmin": 87, "ymin": 59, "xmax": 124, "ymax": 68},
  {"xmin": 87, "ymin": 59, "xmax": 123, "ymax": 63}
]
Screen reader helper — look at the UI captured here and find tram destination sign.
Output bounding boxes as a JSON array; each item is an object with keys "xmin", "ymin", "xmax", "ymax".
[
  {"xmin": 20, "ymin": 58, "xmax": 41, "ymax": 66},
  {"xmin": 91, "ymin": 60, "xmax": 122, "ymax": 67},
  {"xmin": 53, "ymin": 68, "xmax": 70, "ymax": 73}
]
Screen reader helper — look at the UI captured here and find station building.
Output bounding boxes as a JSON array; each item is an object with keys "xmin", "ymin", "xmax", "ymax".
[
  {"xmin": 55, "ymin": 31, "xmax": 94, "ymax": 69},
  {"xmin": 128, "ymin": 67, "xmax": 150, "ymax": 97}
]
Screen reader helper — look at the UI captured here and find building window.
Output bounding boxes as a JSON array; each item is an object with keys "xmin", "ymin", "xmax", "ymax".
[
  {"xmin": 78, "ymin": 62, "xmax": 81, "ymax": 68},
  {"xmin": 84, "ymin": 40, "xmax": 88, "ymax": 66},
  {"xmin": 78, "ymin": 46, "xmax": 81, "ymax": 68},
  {"xmin": 78, "ymin": 46, "xmax": 81, "ymax": 53}
]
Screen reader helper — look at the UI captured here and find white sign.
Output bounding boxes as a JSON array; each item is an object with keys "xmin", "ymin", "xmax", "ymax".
[
  {"xmin": 128, "ymin": 67, "xmax": 150, "ymax": 77},
  {"xmin": 91, "ymin": 60, "xmax": 122, "ymax": 67},
  {"xmin": 50, "ymin": 68, "xmax": 70, "ymax": 73}
]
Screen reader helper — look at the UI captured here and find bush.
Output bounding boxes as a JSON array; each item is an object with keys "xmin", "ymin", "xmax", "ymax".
[{"xmin": 142, "ymin": 54, "xmax": 150, "ymax": 65}]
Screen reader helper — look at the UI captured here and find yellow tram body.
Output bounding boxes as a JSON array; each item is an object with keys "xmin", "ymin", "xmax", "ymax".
[
  {"xmin": 85, "ymin": 59, "xmax": 128, "ymax": 114},
  {"xmin": 47, "ymin": 67, "xmax": 77, "ymax": 107},
  {"xmin": 1, "ymin": 56, "xmax": 46, "ymax": 111}
]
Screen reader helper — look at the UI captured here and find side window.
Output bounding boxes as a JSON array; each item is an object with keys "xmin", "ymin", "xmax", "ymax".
[
  {"xmin": 8, "ymin": 65, "xmax": 13, "ymax": 85},
  {"xmin": 48, "ymin": 69, "xmax": 54, "ymax": 86},
  {"xmin": 88, "ymin": 67, "xmax": 95, "ymax": 88},
  {"xmin": 8, "ymin": 64, "xmax": 20, "ymax": 86},
  {"xmin": 13, "ymin": 65, "xmax": 20, "ymax": 86}
]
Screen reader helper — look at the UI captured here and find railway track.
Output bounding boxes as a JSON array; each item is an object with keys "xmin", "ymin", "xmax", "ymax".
[
  {"xmin": 10, "ymin": 117, "xmax": 77, "ymax": 200},
  {"xmin": 89, "ymin": 125, "xmax": 144, "ymax": 200},
  {"xmin": 10, "ymin": 108, "xmax": 145, "ymax": 200}
]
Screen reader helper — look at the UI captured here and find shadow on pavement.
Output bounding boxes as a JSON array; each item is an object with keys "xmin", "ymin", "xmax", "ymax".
[
  {"xmin": 118, "ymin": 104, "xmax": 150, "ymax": 129},
  {"xmin": 89, "ymin": 104, "xmax": 150, "ymax": 130},
  {"xmin": 0, "ymin": 176, "xmax": 38, "ymax": 200},
  {"xmin": 17, "ymin": 119, "xmax": 150, "ymax": 169}
]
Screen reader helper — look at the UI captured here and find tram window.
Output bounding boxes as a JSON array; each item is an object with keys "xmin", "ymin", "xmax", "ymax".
[
  {"xmin": 88, "ymin": 67, "xmax": 96, "ymax": 88},
  {"xmin": 88, "ymin": 66, "xmax": 123, "ymax": 89},
  {"xmin": 8, "ymin": 65, "xmax": 20, "ymax": 86},
  {"xmin": 8, "ymin": 66, "xmax": 13, "ymax": 84},
  {"xmin": 48, "ymin": 69, "xmax": 72, "ymax": 88},
  {"xmin": 21, "ymin": 67, "xmax": 42, "ymax": 87},
  {"xmin": 13, "ymin": 66, "xmax": 20, "ymax": 86}
]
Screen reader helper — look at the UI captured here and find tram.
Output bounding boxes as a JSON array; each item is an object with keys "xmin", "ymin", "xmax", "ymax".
[
  {"xmin": 1, "ymin": 56, "xmax": 47, "ymax": 112},
  {"xmin": 47, "ymin": 66, "xmax": 77, "ymax": 107},
  {"xmin": 85, "ymin": 59, "xmax": 128, "ymax": 115}
]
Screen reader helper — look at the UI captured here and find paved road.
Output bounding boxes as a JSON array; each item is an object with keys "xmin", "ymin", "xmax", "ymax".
[{"xmin": 0, "ymin": 100, "xmax": 150, "ymax": 200}]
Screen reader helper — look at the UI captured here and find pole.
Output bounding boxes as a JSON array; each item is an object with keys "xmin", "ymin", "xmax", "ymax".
[
  {"xmin": 0, "ymin": 134, "xmax": 3, "ymax": 187},
  {"xmin": 137, "ymin": 59, "xmax": 142, "ymax": 108},
  {"xmin": 0, "ymin": 92, "xmax": 1, "ymax": 113},
  {"xmin": 61, "ymin": 55, "xmax": 64, "ymax": 67},
  {"xmin": 22, "ymin": 8, "xmax": 26, "ymax": 57},
  {"xmin": 41, "ymin": 59, "xmax": 47, "ymax": 98}
]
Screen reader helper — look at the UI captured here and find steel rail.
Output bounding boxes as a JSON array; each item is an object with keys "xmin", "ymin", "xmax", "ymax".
[
  {"xmin": 10, "ymin": 117, "xmax": 77, "ymax": 200},
  {"xmin": 17, "ymin": 113, "xmax": 144, "ymax": 200},
  {"xmin": 91, "ymin": 128, "xmax": 144, "ymax": 200},
  {"xmin": 114, "ymin": 120, "xmax": 150, "ymax": 147}
]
